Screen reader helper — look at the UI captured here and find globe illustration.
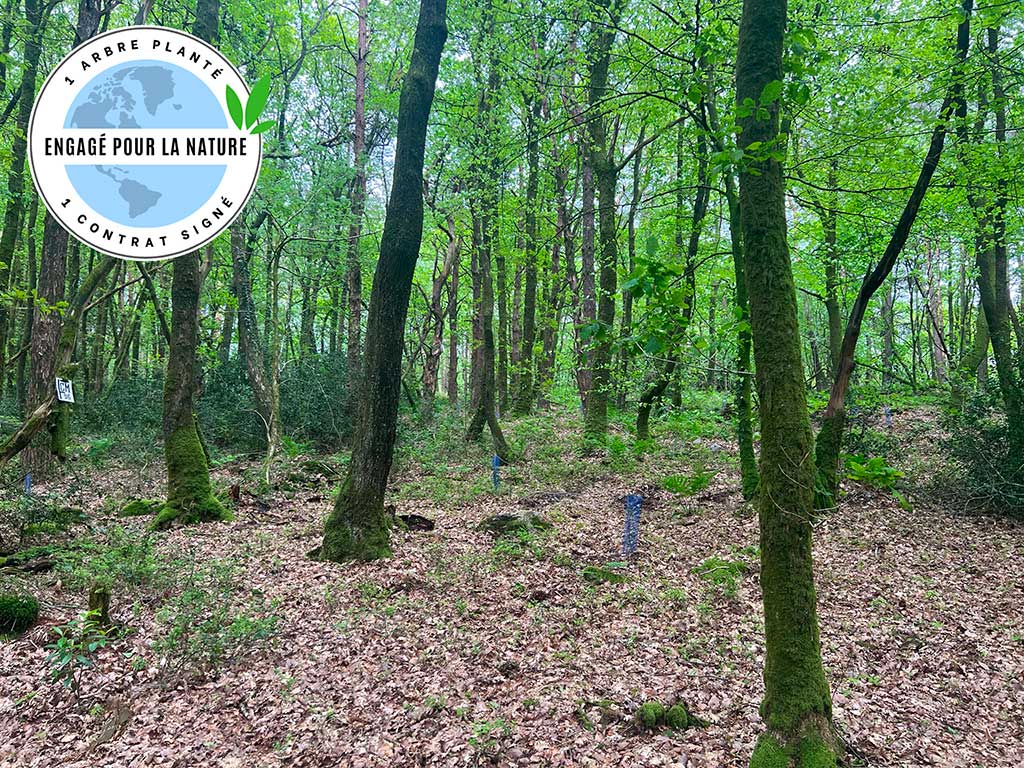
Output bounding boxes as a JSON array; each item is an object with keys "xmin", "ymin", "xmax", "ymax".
[{"xmin": 63, "ymin": 60, "xmax": 227, "ymax": 228}]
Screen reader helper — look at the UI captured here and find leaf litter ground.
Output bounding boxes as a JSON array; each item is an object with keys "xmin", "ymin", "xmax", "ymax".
[{"xmin": 0, "ymin": 408, "xmax": 1021, "ymax": 767}]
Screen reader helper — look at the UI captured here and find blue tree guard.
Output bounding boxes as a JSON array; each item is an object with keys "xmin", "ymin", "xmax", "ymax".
[
  {"xmin": 23, "ymin": 473, "xmax": 31, "ymax": 496},
  {"xmin": 492, "ymin": 455, "xmax": 501, "ymax": 491},
  {"xmin": 884, "ymin": 405, "xmax": 893, "ymax": 428},
  {"xmin": 622, "ymin": 494, "xmax": 642, "ymax": 555}
]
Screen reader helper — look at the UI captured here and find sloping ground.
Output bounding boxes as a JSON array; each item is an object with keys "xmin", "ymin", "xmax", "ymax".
[{"xmin": 0, "ymin": 434, "xmax": 1022, "ymax": 766}]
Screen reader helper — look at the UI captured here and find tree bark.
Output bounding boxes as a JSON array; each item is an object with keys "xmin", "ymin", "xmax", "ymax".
[
  {"xmin": 581, "ymin": 0, "xmax": 623, "ymax": 443},
  {"xmin": 155, "ymin": 0, "xmax": 229, "ymax": 529},
  {"xmin": 736, "ymin": 0, "xmax": 836, "ymax": 764},
  {"xmin": 0, "ymin": 0, "xmax": 46, "ymax": 398},
  {"xmin": 512, "ymin": 90, "xmax": 543, "ymax": 415},
  {"xmin": 345, "ymin": 0, "xmax": 369, "ymax": 421},
  {"xmin": 318, "ymin": 0, "xmax": 446, "ymax": 563}
]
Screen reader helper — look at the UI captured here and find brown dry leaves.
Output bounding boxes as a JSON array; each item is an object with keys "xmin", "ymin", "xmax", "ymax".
[{"xmin": 0, "ymin": 422, "xmax": 1022, "ymax": 767}]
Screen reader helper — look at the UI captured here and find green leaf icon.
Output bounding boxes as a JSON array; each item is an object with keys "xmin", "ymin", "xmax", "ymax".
[
  {"xmin": 225, "ymin": 84, "xmax": 243, "ymax": 129},
  {"xmin": 245, "ymin": 74, "xmax": 271, "ymax": 129},
  {"xmin": 251, "ymin": 120, "xmax": 276, "ymax": 135}
]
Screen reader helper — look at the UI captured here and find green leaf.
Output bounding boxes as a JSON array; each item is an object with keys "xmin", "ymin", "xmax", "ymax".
[
  {"xmin": 245, "ymin": 74, "xmax": 272, "ymax": 128},
  {"xmin": 759, "ymin": 79, "xmax": 783, "ymax": 106},
  {"xmin": 250, "ymin": 120, "xmax": 276, "ymax": 135},
  {"xmin": 225, "ymin": 85, "xmax": 243, "ymax": 129}
]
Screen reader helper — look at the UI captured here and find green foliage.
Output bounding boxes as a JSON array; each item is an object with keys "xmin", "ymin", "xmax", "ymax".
[
  {"xmin": 490, "ymin": 527, "xmax": 547, "ymax": 563},
  {"xmin": 57, "ymin": 526, "xmax": 158, "ymax": 591},
  {"xmin": 693, "ymin": 555, "xmax": 748, "ymax": 597},
  {"xmin": 938, "ymin": 404, "xmax": 1024, "ymax": 518},
  {"xmin": 844, "ymin": 454, "xmax": 903, "ymax": 490},
  {"xmin": 581, "ymin": 562, "xmax": 629, "ymax": 585},
  {"xmin": 0, "ymin": 490, "xmax": 86, "ymax": 544},
  {"xmin": 152, "ymin": 559, "xmax": 279, "ymax": 680},
  {"xmin": 0, "ymin": 590, "xmax": 39, "ymax": 635},
  {"xmin": 468, "ymin": 717, "xmax": 513, "ymax": 755},
  {"xmin": 45, "ymin": 612, "xmax": 110, "ymax": 693},
  {"xmin": 663, "ymin": 467, "xmax": 714, "ymax": 495}
]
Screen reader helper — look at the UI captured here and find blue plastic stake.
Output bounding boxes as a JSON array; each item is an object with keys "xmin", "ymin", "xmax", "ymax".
[
  {"xmin": 491, "ymin": 455, "xmax": 501, "ymax": 491},
  {"xmin": 622, "ymin": 494, "xmax": 642, "ymax": 555},
  {"xmin": 23, "ymin": 473, "xmax": 31, "ymax": 497}
]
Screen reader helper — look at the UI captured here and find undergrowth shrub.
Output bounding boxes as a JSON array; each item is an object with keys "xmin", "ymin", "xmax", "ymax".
[
  {"xmin": 938, "ymin": 400, "xmax": 1024, "ymax": 518},
  {"xmin": 153, "ymin": 558, "xmax": 279, "ymax": 679}
]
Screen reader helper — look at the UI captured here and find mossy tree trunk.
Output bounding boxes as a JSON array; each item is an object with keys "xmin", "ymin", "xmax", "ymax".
[
  {"xmin": 814, "ymin": 0, "xmax": 972, "ymax": 511},
  {"xmin": 704, "ymin": 65, "xmax": 759, "ymax": 499},
  {"xmin": 724, "ymin": 169, "xmax": 759, "ymax": 500},
  {"xmin": 0, "ymin": 258, "xmax": 116, "ymax": 469},
  {"xmin": 735, "ymin": 0, "xmax": 836, "ymax": 765},
  {"xmin": 20, "ymin": 0, "xmax": 108, "ymax": 477},
  {"xmin": 0, "ymin": 0, "xmax": 46, "ymax": 399},
  {"xmin": 318, "ymin": 0, "xmax": 447, "ymax": 563},
  {"xmin": 581, "ymin": 0, "xmax": 624, "ymax": 444},
  {"xmin": 156, "ymin": 0, "xmax": 229, "ymax": 530}
]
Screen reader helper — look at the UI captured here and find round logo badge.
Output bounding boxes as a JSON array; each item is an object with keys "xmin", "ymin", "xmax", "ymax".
[{"xmin": 28, "ymin": 26, "xmax": 263, "ymax": 261}]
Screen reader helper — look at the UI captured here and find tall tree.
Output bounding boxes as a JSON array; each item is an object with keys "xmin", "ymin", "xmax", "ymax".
[
  {"xmin": 735, "ymin": 0, "xmax": 836, "ymax": 764},
  {"xmin": 581, "ymin": 0, "xmax": 624, "ymax": 443},
  {"xmin": 813, "ymin": 0, "xmax": 973, "ymax": 509},
  {"xmin": 318, "ymin": 0, "xmax": 447, "ymax": 562},
  {"xmin": 155, "ymin": 0, "xmax": 229, "ymax": 529}
]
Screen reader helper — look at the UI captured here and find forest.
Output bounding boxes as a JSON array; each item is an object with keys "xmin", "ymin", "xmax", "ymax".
[{"xmin": 0, "ymin": 0, "xmax": 1022, "ymax": 765}]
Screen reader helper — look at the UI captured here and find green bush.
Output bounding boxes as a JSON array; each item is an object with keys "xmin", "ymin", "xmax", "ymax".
[
  {"xmin": 663, "ymin": 468, "xmax": 714, "ymax": 495},
  {"xmin": 938, "ymin": 403, "xmax": 1024, "ymax": 518},
  {"xmin": 0, "ymin": 591, "xmax": 39, "ymax": 635},
  {"xmin": 844, "ymin": 454, "xmax": 903, "ymax": 490}
]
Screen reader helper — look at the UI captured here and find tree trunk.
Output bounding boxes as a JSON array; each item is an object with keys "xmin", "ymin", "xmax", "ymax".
[
  {"xmin": 231, "ymin": 217, "xmax": 281, "ymax": 477},
  {"xmin": 512, "ymin": 91, "xmax": 543, "ymax": 415},
  {"xmin": 814, "ymin": 0, "xmax": 972, "ymax": 509},
  {"xmin": 736, "ymin": 1, "xmax": 836, "ymax": 765},
  {"xmin": 318, "ymin": 0, "xmax": 446, "ymax": 563},
  {"xmin": 447, "ymin": 252, "xmax": 459, "ymax": 404},
  {"xmin": 345, "ymin": 0, "xmax": 369, "ymax": 420},
  {"xmin": 155, "ymin": 0, "xmax": 229, "ymax": 530},
  {"xmin": 0, "ymin": 0, "xmax": 46, "ymax": 399},
  {"xmin": 581, "ymin": 0, "xmax": 623, "ymax": 443}
]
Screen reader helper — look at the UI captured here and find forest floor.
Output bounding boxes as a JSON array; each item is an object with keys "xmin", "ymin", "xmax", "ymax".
[{"xmin": 0, "ymin": 401, "xmax": 1022, "ymax": 767}]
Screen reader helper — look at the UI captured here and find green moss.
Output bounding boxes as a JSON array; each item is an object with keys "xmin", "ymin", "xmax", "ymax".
[
  {"xmin": 665, "ymin": 703, "xmax": 689, "ymax": 730},
  {"xmin": 0, "ymin": 592, "xmax": 39, "ymax": 635},
  {"xmin": 750, "ymin": 735, "xmax": 789, "ymax": 768},
  {"xmin": 749, "ymin": 732, "xmax": 838, "ymax": 768},
  {"xmin": 813, "ymin": 410, "xmax": 845, "ymax": 513},
  {"xmin": 581, "ymin": 564, "xmax": 629, "ymax": 585},
  {"xmin": 319, "ymin": 476, "xmax": 393, "ymax": 562},
  {"xmin": 798, "ymin": 737, "xmax": 838, "ymax": 768},
  {"xmin": 120, "ymin": 499, "xmax": 162, "ymax": 517},
  {"xmin": 635, "ymin": 701, "xmax": 665, "ymax": 729},
  {"xmin": 154, "ymin": 423, "xmax": 231, "ymax": 530}
]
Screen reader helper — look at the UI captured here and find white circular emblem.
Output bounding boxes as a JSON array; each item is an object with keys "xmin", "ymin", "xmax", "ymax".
[{"xmin": 28, "ymin": 26, "xmax": 262, "ymax": 261}]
